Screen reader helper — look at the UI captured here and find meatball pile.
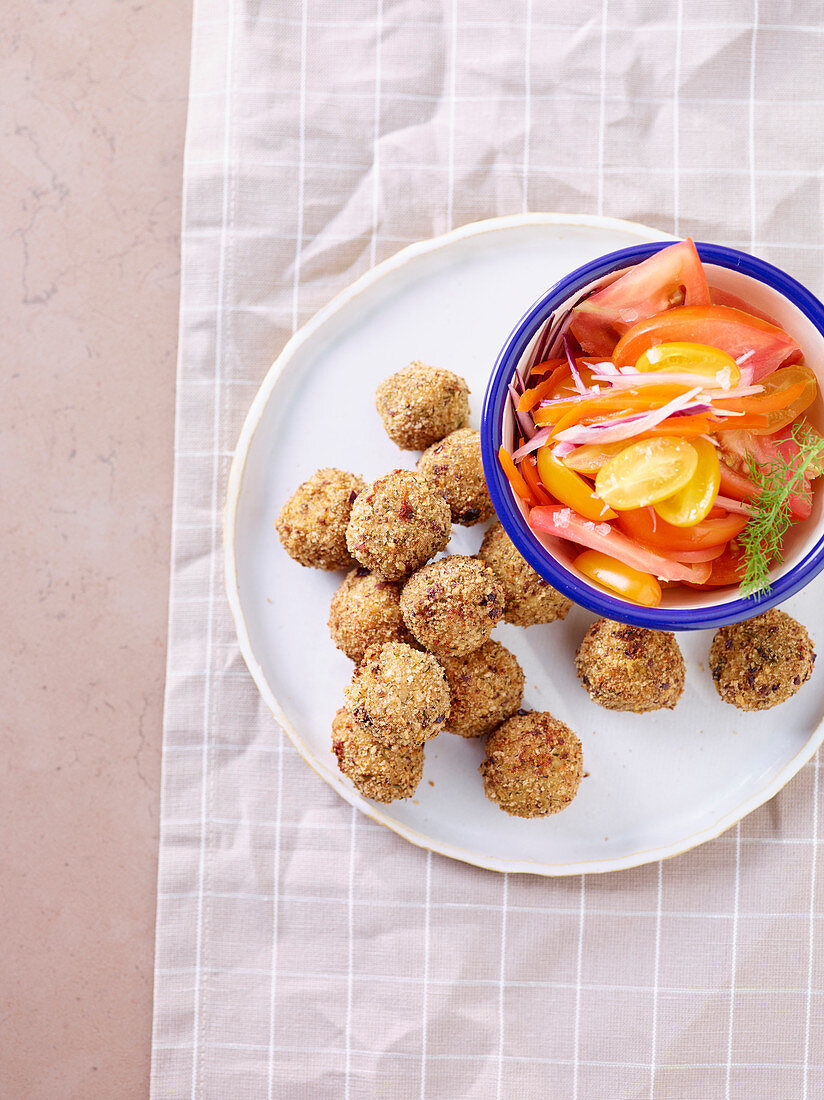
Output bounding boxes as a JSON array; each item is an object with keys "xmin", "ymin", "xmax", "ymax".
[{"xmin": 276, "ymin": 358, "xmax": 582, "ymax": 812}]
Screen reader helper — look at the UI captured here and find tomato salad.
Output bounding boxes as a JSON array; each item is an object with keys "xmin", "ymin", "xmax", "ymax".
[{"xmin": 499, "ymin": 240, "xmax": 824, "ymax": 608}]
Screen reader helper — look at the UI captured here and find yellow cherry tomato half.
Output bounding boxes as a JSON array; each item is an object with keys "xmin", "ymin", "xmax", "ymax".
[
  {"xmin": 595, "ymin": 437, "xmax": 699, "ymax": 510},
  {"xmin": 574, "ymin": 549, "xmax": 662, "ymax": 607},
  {"xmin": 635, "ymin": 341, "xmax": 741, "ymax": 388},
  {"xmin": 653, "ymin": 436, "xmax": 721, "ymax": 527},
  {"xmin": 561, "ymin": 440, "xmax": 630, "ymax": 475},
  {"xmin": 536, "ymin": 445, "xmax": 617, "ymax": 521}
]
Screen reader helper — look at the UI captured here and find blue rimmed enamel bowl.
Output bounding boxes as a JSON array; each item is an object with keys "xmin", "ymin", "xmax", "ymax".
[{"xmin": 481, "ymin": 241, "xmax": 824, "ymax": 629}]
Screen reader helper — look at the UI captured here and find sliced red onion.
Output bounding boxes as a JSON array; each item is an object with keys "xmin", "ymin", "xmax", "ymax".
[
  {"xmin": 531, "ymin": 314, "xmax": 557, "ymax": 369},
  {"xmin": 554, "ymin": 387, "xmax": 704, "ymax": 444},
  {"xmin": 514, "ymin": 323, "xmax": 550, "ymax": 388},
  {"xmin": 592, "ymin": 370, "xmax": 725, "ymax": 391},
  {"xmin": 592, "ymin": 359, "xmax": 620, "ymax": 375},
  {"xmin": 733, "ymin": 351, "xmax": 756, "ymax": 388},
  {"xmin": 536, "ymin": 398, "xmax": 564, "ymax": 409},
  {"xmin": 709, "ymin": 382, "xmax": 763, "ymax": 398},
  {"xmin": 543, "ymin": 270, "xmax": 627, "ymax": 358},
  {"xmin": 564, "ymin": 335, "xmax": 588, "ymax": 395},
  {"xmin": 516, "ymin": 350, "xmax": 534, "ymax": 388},
  {"xmin": 545, "ymin": 310, "xmax": 576, "ymax": 359},
  {"xmin": 594, "ymin": 370, "xmax": 764, "ymax": 396},
  {"xmin": 714, "ymin": 494, "xmax": 755, "ymax": 516},
  {"xmin": 511, "ymin": 427, "xmax": 554, "ymax": 461},
  {"xmin": 509, "ymin": 382, "xmax": 537, "ymax": 440},
  {"xmin": 552, "ymin": 441, "xmax": 577, "ymax": 458},
  {"xmin": 669, "ymin": 403, "xmax": 713, "ymax": 417},
  {"xmin": 646, "ymin": 505, "xmax": 657, "ymax": 532}
]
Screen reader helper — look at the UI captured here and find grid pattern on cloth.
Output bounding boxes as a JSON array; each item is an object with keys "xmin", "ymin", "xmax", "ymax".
[{"xmin": 152, "ymin": 1, "xmax": 824, "ymax": 1097}]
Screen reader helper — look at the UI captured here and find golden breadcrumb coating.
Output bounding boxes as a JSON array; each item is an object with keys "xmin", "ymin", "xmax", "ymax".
[
  {"xmin": 417, "ymin": 428, "xmax": 493, "ymax": 526},
  {"xmin": 276, "ymin": 467, "xmax": 365, "ymax": 570},
  {"xmin": 709, "ymin": 608, "xmax": 815, "ymax": 711},
  {"xmin": 345, "ymin": 469, "xmax": 451, "ymax": 581},
  {"xmin": 480, "ymin": 711, "xmax": 583, "ymax": 818},
  {"xmin": 375, "ymin": 362, "xmax": 470, "ymax": 451},
  {"xmin": 343, "ymin": 641, "xmax": 450, "ymax": 746},
  {"xmin": 400, "ymin": 556, "xmax": 505, "ymax": 657},
  {"xmin": 332, "ymin": 707, "xmax": 424, "ymax": 802},
  {"xmin": 477, "ymin": 522, "xmax": 572, "ymax": 626},
  {"xmin": 575, "ymin": 619, "xmax": 685, "ymax": 712},
  {"xmin": 328, "ymin": 568, "xmax": 413, "ymax": 663},
  {"xmin": 439, "ymin": 640, "xmax": 524, "ymax": 738}
]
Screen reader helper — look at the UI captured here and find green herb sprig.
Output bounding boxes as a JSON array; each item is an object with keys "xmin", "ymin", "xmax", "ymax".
[{"xmin": 738, "ymin": 419, "xmax": 824, "ymax": 598}]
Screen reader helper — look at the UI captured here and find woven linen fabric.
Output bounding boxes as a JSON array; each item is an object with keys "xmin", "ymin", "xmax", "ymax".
[{"xmin": 152, "ymin": 1, "xmax": 824, "ymax": 1097}]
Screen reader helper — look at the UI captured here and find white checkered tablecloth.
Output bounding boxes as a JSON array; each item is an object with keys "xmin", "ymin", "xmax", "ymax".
[{"xmin": 152, "ymin": 2, "xmax": 824, "ymax": 1096}]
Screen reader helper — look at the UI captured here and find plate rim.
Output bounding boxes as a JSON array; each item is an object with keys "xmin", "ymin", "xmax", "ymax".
[{"xmin": 224, "ymin": 212, "xmax": 824, "ymax": 876}]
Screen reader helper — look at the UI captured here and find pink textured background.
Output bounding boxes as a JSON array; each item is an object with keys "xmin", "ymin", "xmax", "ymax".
[{"xmin": 1, "ymin": 3, "xmax": 190, "ymax": 1095}]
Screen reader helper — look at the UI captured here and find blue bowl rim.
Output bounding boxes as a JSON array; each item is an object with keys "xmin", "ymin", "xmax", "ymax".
[{"xmin": 481, "ymin": 240, "xmax": 824, "ymax": 630}]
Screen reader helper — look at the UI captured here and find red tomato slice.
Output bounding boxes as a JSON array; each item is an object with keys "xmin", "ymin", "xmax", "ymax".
[
  {"xmin": 569, "ymin": 239, "xmax": 711, "ymax": 356},
  {"xmin": 718, "ymin": 461, "xmax": 760, "ymax": 503},
  {"xmin": 683, "ymin": 540, "xmax": 746, "ymax": 588},
  {"xmin": 612, "ymin": 305, "xmax": 802, "ymax": 382},
  {"xmin": 718, "ymin": 429, "xmax": 817, "ymax": 519},
  {"xmin": 708, "ymin": 286, "xmax": 780, "ymax": 326},
  {"xmin": 616, "ymin": 506, "xmax": 749, "ymax": 552}
]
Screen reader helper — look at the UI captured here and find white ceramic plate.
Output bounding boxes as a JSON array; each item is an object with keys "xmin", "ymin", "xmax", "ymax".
[{"xmin": 225, "ymin": 214, "xmax": 824, "ymax": 875}]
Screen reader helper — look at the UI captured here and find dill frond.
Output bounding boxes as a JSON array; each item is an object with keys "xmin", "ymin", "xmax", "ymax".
[{"xmin": 738, "ymin": 419, "xmax": 824, "ymax": 598}]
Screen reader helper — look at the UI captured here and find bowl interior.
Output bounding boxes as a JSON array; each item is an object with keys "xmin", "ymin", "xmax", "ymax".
[{"xmin": 497, "ymin": 253, "xmax": 824, "ymax": 618}]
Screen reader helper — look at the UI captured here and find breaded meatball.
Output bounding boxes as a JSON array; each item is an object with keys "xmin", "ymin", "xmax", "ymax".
[
  {"xmin": 332, "ymin": 707, "xmax": 424, "ymax": 802},
  {"xmin": 575, "ymin": 619, "xmax": 685, "ymax": 712},
  {"xmin": 345, "ymin": 469, "xmax": 451, "ymax": 581},
  {"xmin": 400, "ymin": 556, "xmax": 505, "ymax": 657},
  {"xmin": 328, "ymin": 568, "xmax": 414, "ymax": 664},
  {"xmin": 480, "ymin": 711, "xmax": 583, "ymax": 818},
  {"xmin": 709, "ymin": 608, "xmax": 816, "ymax": 712},
  {"xmin": 417, "ymin": 428, "xmax": 493, "ymax": 526},
  {"xmin": 375, "ymin": 362, "xmax": 470, "ymax": 451},
  {"xmin": 276, "ymin": 467, "xmax": 365, "ymax": 570},
  {"xmin": 477, "ymin": 522, "xmax": 572, "ymax": 626},
  {"xmin": 344, "ymin": 641, "xmax": 450, "ymax": 745},
  {"xmin": 440, "ymin": 641, "xmax": 524, "ymax": 738}
]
